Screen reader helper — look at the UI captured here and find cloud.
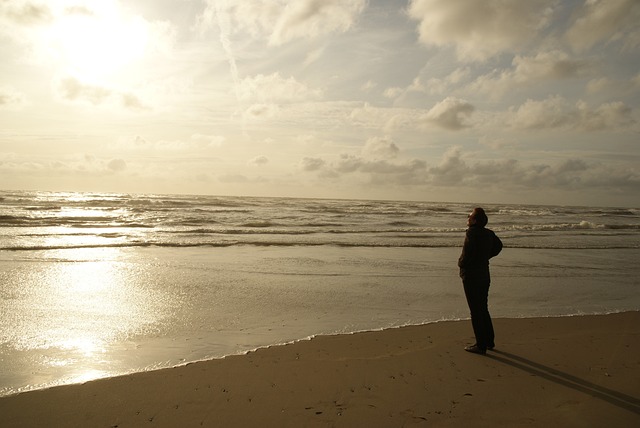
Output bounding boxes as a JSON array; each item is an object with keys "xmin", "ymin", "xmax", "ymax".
[
  {"xmin": 191, "ymin": 134, "xmax": 225, "ymax": 148},
  {"xmin": 238, "ymin": 73, "xmax": 322, "ymax": 103},
  {"xmin": 422, "ymin": 67, "xmax": 470, "ymax": 95},
  {"xmin": 107, "ymin": 158, "xmax": 127, "ymax": 172},
  {"xmin": 349, "ymin": 103, "xmax": 423, "ymax": 132},
  {"xmin": 56, "ymin": 77, "xmax": 111, "ymax": 104},
  {"xmin": 270, "ymin": 0, "xmax": 366, "ymax": 45},
  {"xmin": 0, "ymin": 1, "xmax": 52, "ymax": 26},
  {"xmin": 331, "ymin": 154, "xmax": 428, "ymax": 184},
  {"xmin": 55, "ymin": 77, "xmax": 148, "ymax": 110},
  {"xmin": 121, "ymin": 93, "xmax": 146, "ymax": 110},
  {"xmin": 407, "ymin": 0, "xmax": 555, "ymax": 61},
  {"xmin": 200, "ymin": 0, "xmax": 366, "ymax": 45},
  {"xmin": 422, "ymin": 97, "xmax": 475, "ymax": 130},
  {"xmin": 349, "ymin": 101, "xmax": 477, "ymax": 133},
  {"xmin": 0, "ymin": 87, "xmax": 26, "ymax": 109},
  {"xmin": 300, "ymin": 140, "xmax": 428, "ymax": 185},
  {"xmin": 360, "ymin": 80, "xmax": 377, "ymax": 92},
  {"xmin": 427, "ymin": 148, "xmax": 640, "ymax": 191},
  {"xmin": 510, "ymin": 50, "xmax": 589, "ymax": 82},
  {"xmin": 586, "ymin": 77, "xmax": 612, "ymax": 94},
  {"xmin": 508, "ymin": 96, "xmax": 634, "ymax": 131},
  {"xmin": 304, "ymin": 46, "xmax": 326, "ymax": 67},
  {"xmin": 244, "ymin": 103, "xmax": 279, "ymax": 120},
  {"xmin": 249, "ymin": 155, "xmax": 269, "ymax": 166},
  {"xmin": 113, "ymin": 135, "xmax": 226, "ymax": 154},
  {"xmin": 428, "ymin": 146, "xmax": 469, "ymax": 185},
  {"xmin": 467, "ymin": 50, "xmax": 591, "ymax": 99},
  {"xmin": 0, "ymin": 153, "xmax": 133, "ymax": 178},
  {"xmin": 576, "ymin": 101, "xmax": 635, "ymax": 132},
  {"xmin": 383, "ymin": 87, "xmax": 403, "ymax": 99},
  {"xmin": 298, "ymin": 144, "xmax": 640, "ymax": 194},
  {"xmin": 566, "ymin": 0, "xmax": 640, "ymax": 52},
  {"xmin": 218, "ymin": 173, "xmax": 249, "ymax": 183},
  {"xmin": 362, "ymin": 136, "xmax": 400, "ymax": 159},
  {"xmin": 300, "ymin": 157, "xmax": 326, "ymax": 172}
]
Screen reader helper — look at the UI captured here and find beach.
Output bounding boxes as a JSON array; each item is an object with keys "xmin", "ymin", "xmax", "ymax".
[
  {"xmin": 1, "ymin": 311, "xmax": 638, "ymax": 427},
  {"xmin": 1, "ymin": 192, "xmax": 639, "ymax": 426}
]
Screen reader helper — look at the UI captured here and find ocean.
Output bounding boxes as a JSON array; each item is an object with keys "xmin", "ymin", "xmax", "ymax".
[{"xmin": 1, "ymin": 190, "xmax": 639, "ymax": 396}]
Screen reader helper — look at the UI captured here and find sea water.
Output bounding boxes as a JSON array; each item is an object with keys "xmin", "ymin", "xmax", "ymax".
[{"xmin": 1, "ymin": 190, "xmax": 639, "ymax": 396}]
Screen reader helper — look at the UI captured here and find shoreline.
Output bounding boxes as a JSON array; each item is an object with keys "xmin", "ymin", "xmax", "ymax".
[{"xmin": 1, "ymin": 312, "xmax": 639, "ymax": 427}]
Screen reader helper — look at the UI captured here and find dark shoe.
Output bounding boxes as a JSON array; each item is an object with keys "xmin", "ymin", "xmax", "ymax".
[
  {"xmin": 488, "ymin": 345, "xmax": 495, "ymax": 351},
  {"xmin": 464, "ymin": 345, "xmax": 486, "ymax": 355}
]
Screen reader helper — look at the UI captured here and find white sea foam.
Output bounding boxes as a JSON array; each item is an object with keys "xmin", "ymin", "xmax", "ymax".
[{"xmin": 1, "ymin": 191, "xmax": 638, "ymax": 251}]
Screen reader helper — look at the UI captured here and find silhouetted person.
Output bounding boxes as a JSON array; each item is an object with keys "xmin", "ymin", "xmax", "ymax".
[{"xmin": 458, "ymin": 207, "xmax": 502, "ymax": 355}]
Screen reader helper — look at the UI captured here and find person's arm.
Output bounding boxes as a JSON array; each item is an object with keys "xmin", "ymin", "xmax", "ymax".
[
  {"xmin": 458, "ymin": 230, "xmax": 471, "ymax": 268},
  {"xmin": 490, "ymin": 232, "xmax": 503, "ymax": 258}
]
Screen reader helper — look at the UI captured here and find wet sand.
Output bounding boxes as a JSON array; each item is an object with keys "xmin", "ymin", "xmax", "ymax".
[{"xmin": 1, "ymin": 312, "xmax": 638, "ymax": 427}]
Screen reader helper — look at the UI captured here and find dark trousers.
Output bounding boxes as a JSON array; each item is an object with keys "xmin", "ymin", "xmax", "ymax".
[{"xmin": 463, "ymin": 278, "xmax": 495, "ymax": 350}]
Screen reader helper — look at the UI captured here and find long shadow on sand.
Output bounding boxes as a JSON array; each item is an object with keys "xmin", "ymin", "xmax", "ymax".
[{"xmin": 487, "ymin": 349, "xmax": 640, "ymax": 415}]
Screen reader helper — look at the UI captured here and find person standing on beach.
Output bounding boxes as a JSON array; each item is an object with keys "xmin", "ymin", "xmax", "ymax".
[{"xmin": 458, "ymin": 207, "xmax": 503, "ymax": 355}]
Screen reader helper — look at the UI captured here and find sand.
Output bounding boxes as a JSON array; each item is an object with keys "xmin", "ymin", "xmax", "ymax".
[{"xmin": 1, "ymin": 312, "xmax": 638, "ymax": 427}]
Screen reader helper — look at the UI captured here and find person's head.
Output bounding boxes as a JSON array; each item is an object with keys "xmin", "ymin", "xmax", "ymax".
[{"xmin": 468, "ymin": 207, "xmax": 488, "ymax": 227}]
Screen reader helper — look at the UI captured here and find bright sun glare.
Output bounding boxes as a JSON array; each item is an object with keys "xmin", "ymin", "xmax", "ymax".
[{"xmin": 49, "ymin": 4, "xmax": 148, "ymax": 80}]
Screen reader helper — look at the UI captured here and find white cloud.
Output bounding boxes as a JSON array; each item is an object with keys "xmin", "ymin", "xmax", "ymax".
[
  {"xmin": 509, "ymin": 96, "xmax": 572, "ymax": 130},
  {"xmin": 218, "ymin": 173, "xmax": 248, "ymax": 183},
  {"xmin": 576, "ymin": 100, "xmax": 634, "ymax": 132},
  {"xmin": 362, "ymin": 136, "xmax": 399, "ymax": 160},
  {"xmin": 428, "ymin": 146, "xmax": 469, "ymax": 185},
  {"xmin": 191, "ymin": 134, "xmax": 225, "ymax": 148},
  {"xmin": 349, "ymin": 103, "xmax": 423, "ymax": 133},
  {"xmin": 300, "ymin": 157, "xmax": 326, "ymax": 172},
  {"xmin": 383, "ymin": 87, "xmax": 403, "ymax": 99},
  {"xmin": 0, "ymin": 87, "xmax": 26, "ymax": 109},
  {"xmin": 468, "ymin": 50, "xmax": 591, "ymax": 99},
  {"xmin": 427, "ymin": 148, "xmax": 640, "ymax": 192},
  {"xmin": 586, "ymin": 77, "xmax": 612, "ymax": 94},
  {"xmin": 56, "ymin": 76, "xmax": 111, "ymax": 104},
  {"xmin": 2, "ymin": 1, "xmax": 639, "ymax": 205},
  {"xmin": 238, "ymin": 73, "xmax": 322, "ymax": 103},
  {"xmin": 0, "ymin": 1, "xmax": 52, "ymax": 27},
  {"xmin": 303, "ymin": 46, "xmax": 326, "ymax": 67},
  {"xmin": 0, "ymin": 153, "xmax": 133, "ymax": 178},
  {"xmin": 107, "ymin": 158, "xmax": 127, "ymax": 172},
  {"xmin": 360, "ymin": 80, "xmax": 377, "ymax": 92},
  {"xmin": 270, "ymin": 0, "xmax": 366, "ymax": 45},
  {"xmin": 407, "ymin": 0, "xmax": 555, "ymax": 61},
  {"xmin": 200, "ymin": 0, "xmax": 366, "ymax": 45},
  {"xmin": 249, "ymin": 155, "xmax": 269, "ymax": 166},
  {"xmin": 332, "ymin": 154, "xmax": 428, "ymax": 183},
  {"xmin": 297, "ymin": 144, "xmax": 640, "ymax": 195},
  {"xmin": 422, "ymin": 97, "xmax": 474, "ymax": 130},
  {"xmin": 566, "ymin": 0, "xmax": 640, "ymax": 51},
  {"xmin": 508, "ymin": 96, "xmax": 634, "ymax": 131},
  {"xmin": 423, "ymin": 67, "xmax": 470, "ymax": 95},
  {"xmin": 301, "ymin": 145, "xmax": 428, "ymax": 186},
  {"xmin": 55, "ymin": 76, "xmax": 148, "ymax": 110},
  {"xmin": 244, "ymin": 103, "xmax": 279, "ymax": 120},
  {"xmin": 112, "ymin": 135, "xmax": 225, "ymax": 154},
  {"xmin": 511, "ymin": 50, "xmax": 589, "ymax": 81}
]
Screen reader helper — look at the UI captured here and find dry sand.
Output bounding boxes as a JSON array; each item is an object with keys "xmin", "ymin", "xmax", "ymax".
[{"xmin": 1, "ymin": 312, "xmax": 638, "ymax": 427}]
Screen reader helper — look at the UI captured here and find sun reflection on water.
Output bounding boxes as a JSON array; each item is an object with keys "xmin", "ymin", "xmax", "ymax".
[{"xmin": 4, "ymin": 246, "xmax": 168, "ymax": 388}]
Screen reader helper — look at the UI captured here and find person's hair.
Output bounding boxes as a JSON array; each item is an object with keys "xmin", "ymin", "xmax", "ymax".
[{"xmin": 472, "ymin": 207, "xmax": 488, "ymax": 227}]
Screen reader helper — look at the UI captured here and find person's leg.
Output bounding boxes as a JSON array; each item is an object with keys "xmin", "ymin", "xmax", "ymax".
[
  {"xmin": 483, "ymin": 283, "xmax": 494, "ymax": 349},
  {"xmin": 463, "ymin": 279, "xmax": 488, "ymax": 351}
]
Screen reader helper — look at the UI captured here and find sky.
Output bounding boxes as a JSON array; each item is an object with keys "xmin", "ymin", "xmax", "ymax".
[{"xmin": 1, "ymin": 0, "xmax": 639, "ymax": 206}]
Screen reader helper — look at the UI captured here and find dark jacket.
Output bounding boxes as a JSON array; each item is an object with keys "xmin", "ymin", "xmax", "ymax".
[{"xmin": 458, "ymin": 225, "xmax": 502, "ymax": 281}]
